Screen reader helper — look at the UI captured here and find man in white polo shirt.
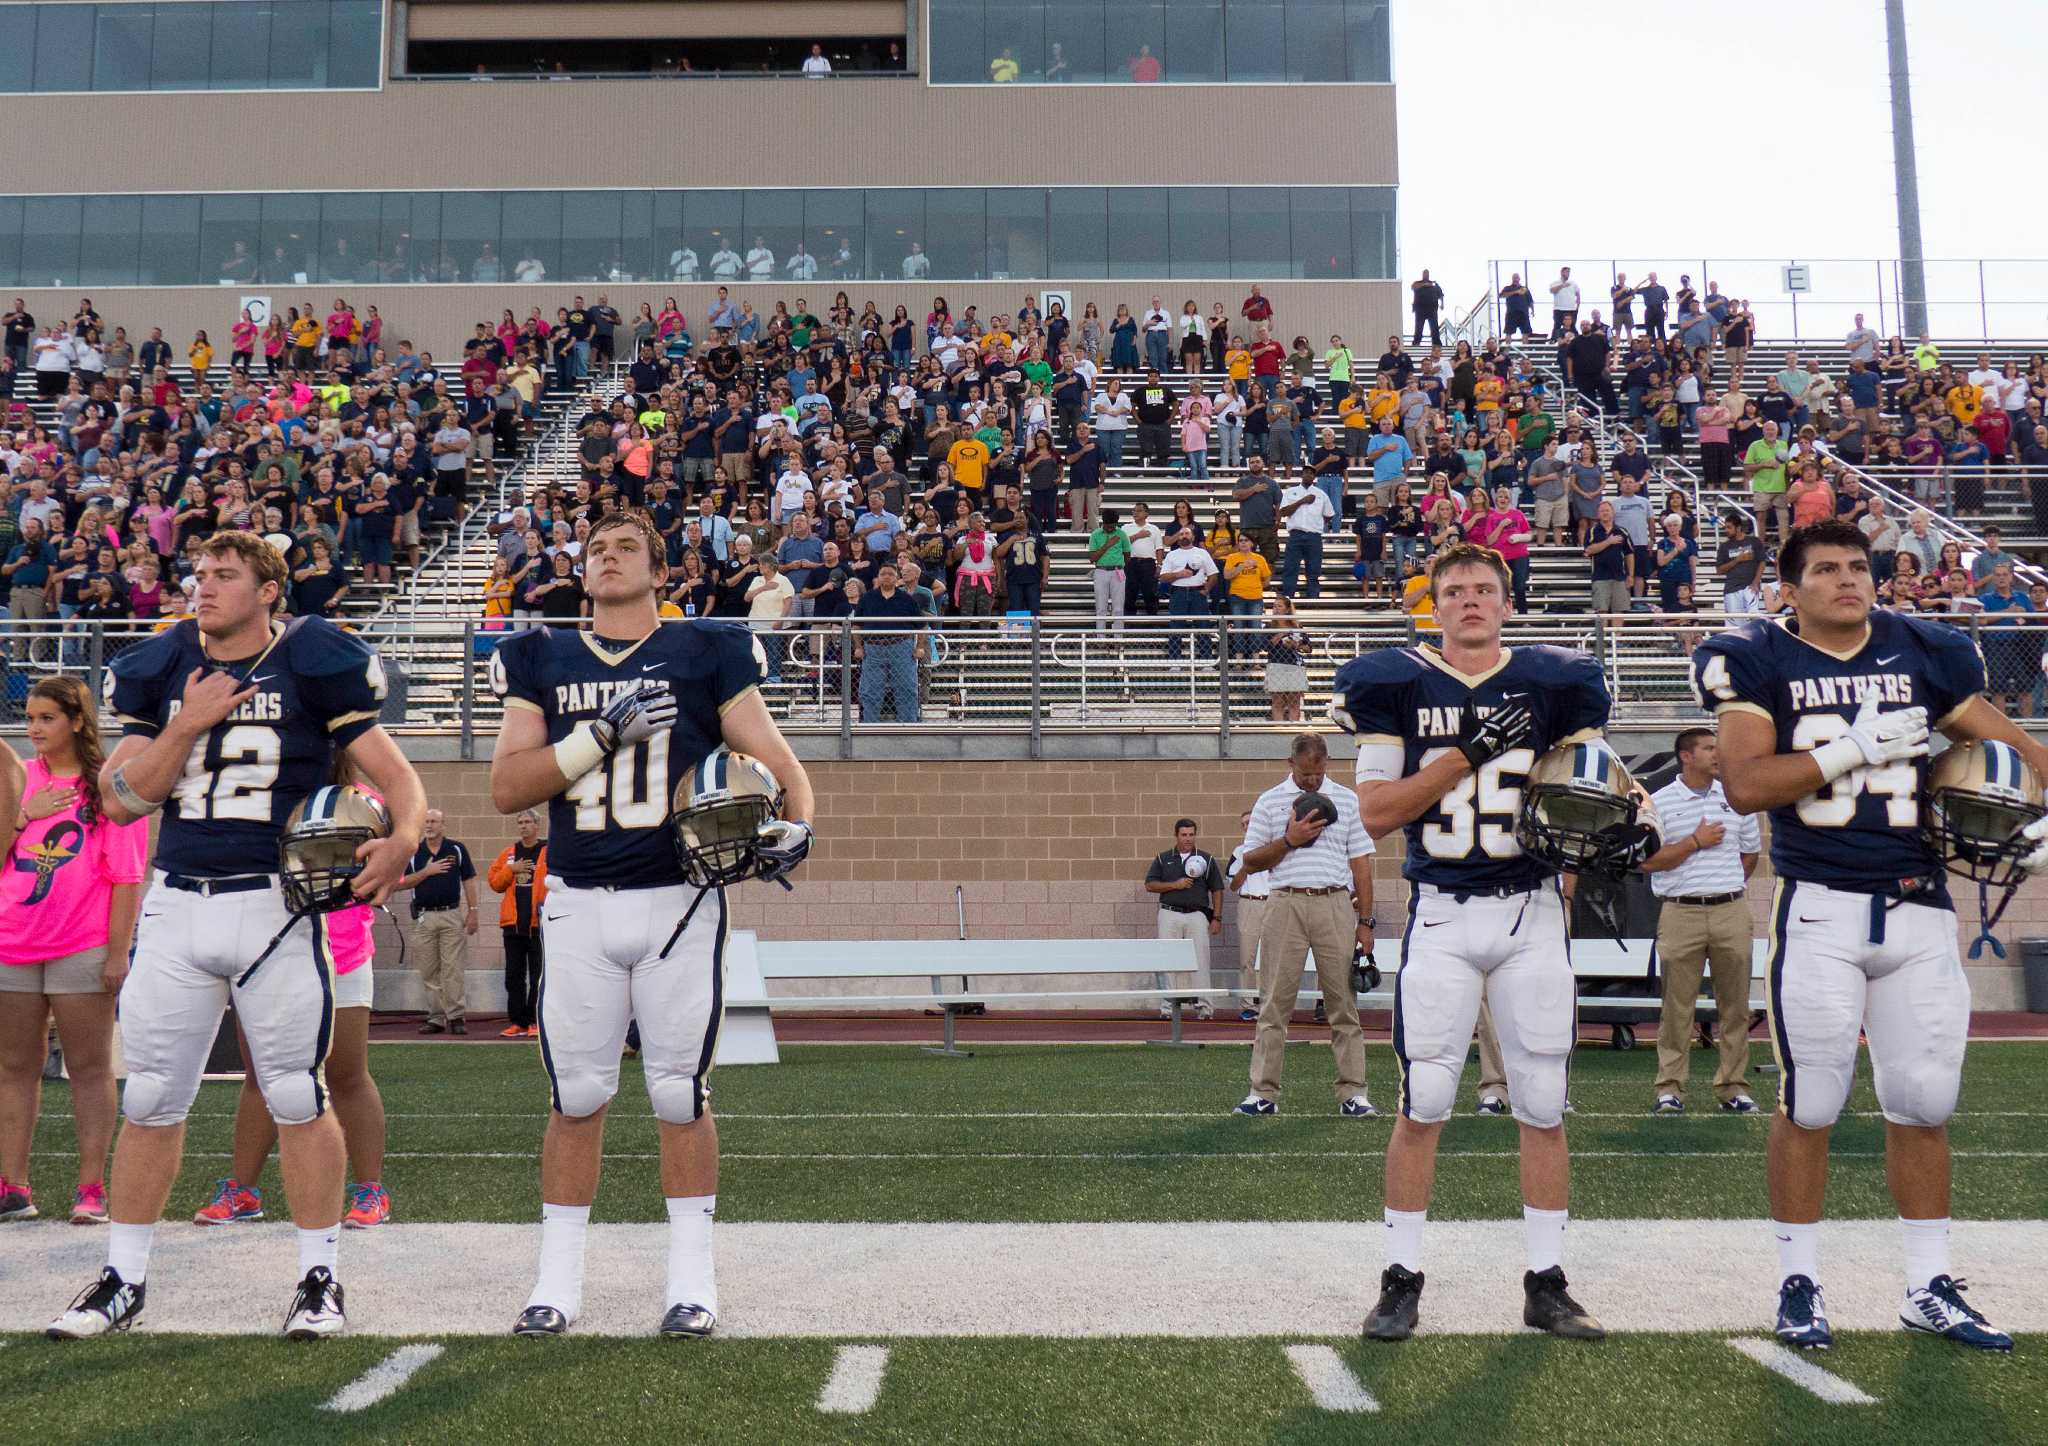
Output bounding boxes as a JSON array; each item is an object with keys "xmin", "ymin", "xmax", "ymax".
[
  {"xmin": 1233, "ymin": 732, "xmax": 1376, "ymax": 1117},
  {"xmin": 1277, "ymin": 471, "xmax": 1336, "ymax": 601},
  {"xmin": 1642, "ymin": 726, "xmax": 1761, "ymax": 1115},
  {"xmin": 1227, "ymin": 808, "xmax": 1270, "ymax": 1023}
]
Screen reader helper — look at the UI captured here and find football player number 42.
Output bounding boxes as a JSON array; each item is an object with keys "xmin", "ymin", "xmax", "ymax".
[
  {"xmin": 1417, "ymin": 746, "xmax": 1533, "ymax": 859},
  {"xmin": 567, "ymin": 734, "xmax": 670, "ymax": 831},
  {"xmin": 172, "ymin": 725, "xmax": 279, "ymax": 821}
]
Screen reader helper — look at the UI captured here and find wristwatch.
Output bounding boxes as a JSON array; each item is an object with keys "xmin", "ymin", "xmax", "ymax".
[{"xmin": 1357, "ymin": 913, "xmax": 1377, "ymax": 929}]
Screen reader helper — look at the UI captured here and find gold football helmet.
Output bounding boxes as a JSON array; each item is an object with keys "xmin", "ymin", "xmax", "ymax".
[
  {"xmin": 1516, "ymin": 740, "xmax": 1658, "ymax": 874},
  {"xmin": 278, "ymin": 785, "xmax": 392, "ymax": 913},
  {"xmin": 670, "ymin": 747, "xmax": 784, "ymax": 888},
  {"xmin": 1925, "ymin": 739, "xmax": 2047, "ymax": 890}
]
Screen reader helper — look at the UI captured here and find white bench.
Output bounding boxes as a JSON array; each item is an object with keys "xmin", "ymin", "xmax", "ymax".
[{"xmin": 731, "ymin": 936, "xmax": 1230, "ymax": 1056}]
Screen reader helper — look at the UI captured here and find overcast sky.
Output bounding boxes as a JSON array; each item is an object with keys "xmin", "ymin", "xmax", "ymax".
[{"xmin": 1393, "ymin": 0, "xmax": 2048, "ymax": 337}]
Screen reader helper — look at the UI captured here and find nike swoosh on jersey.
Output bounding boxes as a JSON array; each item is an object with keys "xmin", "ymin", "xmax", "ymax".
[
  {"xmin": 1422, "ymin": 920, "xmax": 1450, "ymax": 928},
  {"xmin": 1876, "ymin": 654, "xmax": 1901, "ymax": 666}
]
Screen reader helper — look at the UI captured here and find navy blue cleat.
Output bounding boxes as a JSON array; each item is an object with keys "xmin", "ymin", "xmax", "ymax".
[
  {"xmin": 1775, "ymin": 1275, "xmax": 1833, "ymax": 1350},
  {"xmin": 1902, "ymin": 1276, "xmax": 2013, "ymax": 1352},
  {"xmin": 1234, "ymin": 1095, "xmax": 1277, "ymax": 1116}
]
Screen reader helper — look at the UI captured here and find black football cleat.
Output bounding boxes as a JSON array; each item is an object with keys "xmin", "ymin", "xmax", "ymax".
[
  {"xmin": 283, "ymin": 1267, "xmax": 346, "ymax": 1339},
  {"xmin": 513, "ymin": 1305, "xmax": 570, "ymax": 1337},
  {"xmin": 659, "ymin": 1303, "xmax": 717, "ymax": 1339},
  {"xmin": 1523, "ymin": 1267, "xmax": 1605, "ymax": 1340},
  {"xmin": 1362, "ymin": 1264, "xmax": 1423, "ymax": 1341},
  {"xmin": 47, "ymin": 1268, "xmax": 145, "ymax": 1339}
]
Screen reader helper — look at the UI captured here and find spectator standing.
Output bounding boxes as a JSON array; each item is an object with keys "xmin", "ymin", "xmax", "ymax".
[
  {"xmin": 488, "ymin": 811, "xmax": 547, "ymax": 1039},
  {"xmin": 1226, "ymin": 809, "xmax": 1271, "ymax": 1022},
  {"xmin": 1499, "ymin": 273, "xmax": 1534, "ymax": 337},
  {"xmin": 1121, "ymin": 503, "xmax": 1165, "ymax": 617},
  {"xmin": 1160, "ymin": 528, "xmax": 1219, "ymax": 657},
  {"xmin": 1133, "ymin": 370, "xmax": 1175, "ymax": 471},
  {"xmin": 1642, "ymin": 729, "xmax": 1761, "ymax": 1114},
  {"xmin": 1410, "ymin": 270, "xmax": 1444, "ymax": 346},
  {"xmin": 1234, "ymin": 733, "xmax": 1376, "ymax": 1117},
  {"xmin": 1547, "ymin": 268, "xmax": 1580, "ymax": 338},
  {"xmin": 853, "ymin": 560, "xmax": 924, "ymax": 722},
  {"xmin": 401, "ymin": 809, "xmax": 479, "ymax": 1035},
  {"xmin": 1277, "ymin": 470, "xmax": 1335, "ymax": 600},
  {"xmin": 1144, "ymin": 820, "xmax": 1223, "ymax": 1021},
  {"xmin": 1742, "ymin": 421, "xmax": 1790, "ymax": 545},
  {"xmin": 1233, "ymin": 457, "xmax": 1283, "ymax": 567},
  {"xmin": 1585, "ymin": 501, "xmax": 1632, "ymax": 616},
  {"xmin": 1087, "ymin": 507, "xmax": 1130, "ymax": 627},
  {"xmin": 1715, "ymin": 511, "xmax": 1766, "ymax": 614}
]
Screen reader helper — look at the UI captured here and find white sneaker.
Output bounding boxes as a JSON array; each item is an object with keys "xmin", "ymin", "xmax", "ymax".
[
  {"xmin": 1194, "ymin": 1001, "xmax": 1215, "ymax": 1021},
  {"xmin": 1158, "ymin": 1001, "xmax": 1174, "ymax": 1019},
  {"xmin": 47, "ymin": 1268, "xmax": 144, "ymax": 1339},
  {"xmin": 283, "ymin": 1267, "xmax": 347, "ymax": 1340}
]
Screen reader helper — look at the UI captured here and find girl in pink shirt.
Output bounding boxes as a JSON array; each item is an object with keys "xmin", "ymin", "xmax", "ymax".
[
  {"xmin": 230, "ymin": 311, "xmax": 260, "ymax": 368},
  {"xmin": 0, "ymin": 680, "xmax": 146, "ymax": 1225},
  {"xmin": 1461, "ymin": 485, "xmax": 1535, "ymax": 611},
  {"xmin": 195, "ymin": 774, "xmax": 394, "ymax": 1231}
]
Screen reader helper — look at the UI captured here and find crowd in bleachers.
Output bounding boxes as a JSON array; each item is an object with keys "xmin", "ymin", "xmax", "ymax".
[{"xmin": 0, "ymin": 293, "xmax": 525, "ymax": 651}]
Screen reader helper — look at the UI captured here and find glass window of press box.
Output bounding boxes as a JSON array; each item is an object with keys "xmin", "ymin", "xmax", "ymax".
[
  {"xmin": 0, "ymin": 187, "xmax": 1395, "ymax": 287},
  {"xmin": 0, "ymin": 0, "xmax": 383, "ymax": 93},
  {"xmin": 928, "ymin": 0, "xmax": 1390, "ymax": 84}
]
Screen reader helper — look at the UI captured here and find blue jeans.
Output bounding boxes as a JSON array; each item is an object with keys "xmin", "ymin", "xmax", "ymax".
[
  {"xmin": 1280, "ymin": 531, "xmax": 1324, "ymax": 599},
  {"xmin": 1226, "ymin": 594, "xmax": 1263, "ymax": 656},
  {"xmin": 1100, "ymin": 430, "xmax": 1126, "ymax": 466},
  {"xmin": 1166, "ymin": 584, "xmax": 1212, "ymax": 660},
  {"xmin": 1186, "ymin": 446, "xmax": 1209, "ymax": 480},
  {"xmin": 858, "ymin": 640, "xmax": 919, "ymax": 722},
  {"xmin": 1390, "ymin": 534, "xmax": 1422, "ymax": 573},
  {"xmin": 1315, "ymin": 474, "xmax": 1345, "ymax": 525},
  {"xmin": 571, "ymin": 340, "xmax": 591, "ymax": 379},
  {"xmin": 1219, "ymin": 420, "xmax": 1242, "ymax": 469},
  {"xmin": 1145, "ymin": 331, "xmax": 1172, "ymax": 371}
]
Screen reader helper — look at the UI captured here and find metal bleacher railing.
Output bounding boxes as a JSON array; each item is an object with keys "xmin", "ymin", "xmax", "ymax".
[{"xmin": 13, "ymin": 612, "xmax": 2048, "ymax": 754}]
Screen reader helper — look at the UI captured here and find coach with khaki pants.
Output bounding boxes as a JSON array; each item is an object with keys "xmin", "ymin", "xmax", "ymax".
[
  {"xmin": 1235, "ymin": 733, "xmax": 1376, "ymax": 1114},
  {"xmin": 401, "ymin": 809, "xmax": 480, "ymax": 1035},
  {"xmin": 1642, "ymin": 727, "xmax": 1761, "ymax": 1112},
  {"xmin": 1145, "ymin": 819, "xmax": 1223, "ymax": 1021}
]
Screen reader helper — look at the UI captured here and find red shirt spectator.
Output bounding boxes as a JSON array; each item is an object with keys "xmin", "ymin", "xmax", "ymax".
[
  {"xmin": 462, "ymin": 353, "xmax": 499, "ymax": 396},
  {"xmin": 1249, "ymin": 337, "xmax": 1285, "ymax": 384},
  {"xmin": 1975, "ymin": 405, "xmax": 2011, "ymax": 460},
  {"xmin": 1241, "ymin": 288, "xmax": 1273, "ymax": 324},
  {"xmin": 1128, "ymin": 46, "xmax": 1161, "ymax": 82}
]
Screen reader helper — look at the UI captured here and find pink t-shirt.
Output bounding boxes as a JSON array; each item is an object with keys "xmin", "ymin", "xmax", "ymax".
[
  {"xmin": 0, "ymin": 758, "xmax": 148, "ymax": 965},
  {"xmin": 328, "ymin": 903, "xmax": 374, "ymax": 975}
]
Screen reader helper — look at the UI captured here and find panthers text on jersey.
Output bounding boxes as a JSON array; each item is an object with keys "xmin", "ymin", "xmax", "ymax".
[
  {"xmin": 108, "ymin": 617, "xmax": 388, "ymax": 878},
  {"xmin": 1334, "ymin": 643, "xmax": 1610, "ymax": 889},
  {"xmin": 1691, "ymin": 610, "xmax": 1983, "ymax": 894},
  {"xmin": 491, "ymin": 621, "xmax": 763, "ymax": 889}
]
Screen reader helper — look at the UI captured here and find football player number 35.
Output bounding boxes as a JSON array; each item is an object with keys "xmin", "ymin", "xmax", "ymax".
[{"xmin": 1418, "ymin": 746, "xmax": 1534, "ymax": 858}]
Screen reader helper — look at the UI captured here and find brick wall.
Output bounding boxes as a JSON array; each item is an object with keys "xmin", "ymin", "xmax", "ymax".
[{"xmin": 400, "ymin": 759, "xmax": 2041, "ymax": 1007}]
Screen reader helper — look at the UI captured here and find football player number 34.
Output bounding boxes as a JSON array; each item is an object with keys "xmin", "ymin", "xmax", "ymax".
[
  {"xmin": 1418, "ymin": 746, "xmax": 1534, "ymax": 858},
  {"xmin": 1697, "ymin": 657, "xmax": 1916, "ymax": 827}
]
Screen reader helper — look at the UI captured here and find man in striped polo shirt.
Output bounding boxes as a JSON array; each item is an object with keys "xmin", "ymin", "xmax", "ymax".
[{"xmin": 1641, "ymin": 727, "xmax": 1761, "ymax": 1115}]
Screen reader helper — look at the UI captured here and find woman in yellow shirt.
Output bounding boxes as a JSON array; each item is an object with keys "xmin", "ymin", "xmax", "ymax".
[
  {"xmin": 188, "ymin": 331, "xmax": 212, "ymax": 386},
  {"xmin": 1474, "ymin": 372, "xmax": 1505, "ymax": 431},
  {"xmin": 1225, "ymin": 342, "xmax": 1252, "ymax": 388},
  {"xmin": 1401, "ymin": 560, "xmax": 1437, "ymax": 633}
]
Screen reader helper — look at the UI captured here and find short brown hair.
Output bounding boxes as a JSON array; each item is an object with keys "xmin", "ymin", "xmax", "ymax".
[
  {"xmin": 588, "ymin": 510, "xmax": 669, "ymax": 576},
  {"xmin": 199, "ymin": 530, "xmax": 291, "ymax": 613},
  {"xmin": 1427, "ymin": 542, "xmax": 1512, "ymax": 601}
]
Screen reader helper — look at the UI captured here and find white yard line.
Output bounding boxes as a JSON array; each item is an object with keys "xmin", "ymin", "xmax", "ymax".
[
  {"xmin": 319, "ymin": 1343, "xmax": 445, "ymax": 1414},
  {"xmin": 1724, "ymin": 1338, "xmax": 1878, "ymax": 1405},
  {"xmin": 815, "ymin": 1345, "xmax": 890, "ymax": 1414},
  {"xmin": 1, "ymin": 1220, "xmax": 2039, "ymax": 1340},
  {"xmin": 1284, "ymin": 1344, "xmax": 1379, "ymax": 1413}
]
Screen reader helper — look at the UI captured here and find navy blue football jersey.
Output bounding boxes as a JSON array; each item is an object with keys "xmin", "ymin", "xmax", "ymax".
[
  {"xmin": 109, "ymin": 617, "xmax": 387, "ymax": 878},
  {"xmin": 491, "ymin": 621, "xmax": 763, "ymax": 889},
  {"xmin": 1691, "ymin": 611, "xmax": 1983, "ymax": 892},
  {"xmin": 1334, "ymin": 643, "xmax": 1610, "ymax": 889}
]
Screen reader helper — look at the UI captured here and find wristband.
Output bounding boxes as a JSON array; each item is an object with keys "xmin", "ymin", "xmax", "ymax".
[
  {"xmin": 108, "ymin": 763, "xmax": 164, "ymax": 817},
  {"xmin": 1809, "ymin": 734, "xmax": 1866, "ymax": 786},
  {"xmin": 551, "ymin": 721, "xmax": 609, "ymax": 782}
]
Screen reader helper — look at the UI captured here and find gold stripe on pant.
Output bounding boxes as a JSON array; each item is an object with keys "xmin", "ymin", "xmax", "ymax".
[
  {"xmin": 1249, "ymin": 890, "xmax": 1366, "ymax": 1104},
  {"xmin": 1653, "ymin": 897, "xmax": 1754, "ymax": 1100},
  {"xmin": 414, "ymin": 909, "xmax": 469, "ymax": 1025}
]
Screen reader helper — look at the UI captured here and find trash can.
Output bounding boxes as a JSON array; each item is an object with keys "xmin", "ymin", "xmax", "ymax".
[{"xmin": 2023, "ymin": 939, "xmax": 2048, "ymax": 1014}]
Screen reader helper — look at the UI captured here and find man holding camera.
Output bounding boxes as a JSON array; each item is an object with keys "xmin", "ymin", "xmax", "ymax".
[
  {"xmin": 1233, "ymin": 732, "xmax": 1377, "ymax": 1117},
  {"xmin": 1145, "ymin": 820, "xmax": 1222, "ymax": 1021}
]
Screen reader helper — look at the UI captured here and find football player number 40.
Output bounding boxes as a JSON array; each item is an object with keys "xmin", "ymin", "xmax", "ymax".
[
  {"xmin": 566, "ymin": 734, "xmax": 670, "ymax": 831},
  {"xmin": 1417, "ymin": 746, "xmax": 1533, "ymax": 859}
]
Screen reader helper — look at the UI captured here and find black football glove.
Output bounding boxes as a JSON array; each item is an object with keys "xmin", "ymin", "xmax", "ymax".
[
  {"xmin": 1588, "ymin": 821, "xmax": 1659, "ymax": 875},
  {"xmin": 755, "ymin": 819, "xmax": 813, "ymax": 890},
  {"xmin": 1454, "ymin": 699, "xmax": 1533, "ymax": 771},
  {"xmin": 1350, "ymin": 942, "xmax": 1381, "ymax": 997},
  {"xmin": 591, "ymin": 683, "xmax": 678, "ymax": 754}
]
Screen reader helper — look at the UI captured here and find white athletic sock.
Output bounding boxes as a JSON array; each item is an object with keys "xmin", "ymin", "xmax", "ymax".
[
  {"xmin": 107, "ymin": 1222, "xmax": 155, "ymax": 1285},
  {"xmin": 1900, "ymin": 1217, "xmax": 1952, "ymax": 1292},
  {"xmin": 1383, "ymin": 1207, "xmax": 1426, "ymax": 1274},
  {"xmin": 527, "ymin": 1202, "xmax": 591, "ymax": 1317},
  {"xmin": 1524, "ymin": 1206, "xmax": 1567, "ymax": 1274},
  {"xmin": 1773, "ymin": 1220, "xmax": 1821, "ymax": 1286},
  {"xmin": 298, "ymin": 1225, "xmax": 340, "ymax": 1277},
  {"xmin": 666, "ymin": 1195, "xmax": 718, "ymax": 1313}
]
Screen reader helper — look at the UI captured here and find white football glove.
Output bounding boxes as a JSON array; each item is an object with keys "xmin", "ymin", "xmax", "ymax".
[
  {"xmin": 755, "ymin": 819, "xmax": 813, "ymax": 887},
  {"xmin": 2019, "ymin": 815, "xmax": 2048, "ymax": 876},
  {"xmin": 593, "ymin": 683, "xmax": 678, "ymax": 753},
  {"xmin": 1814, "ymin": 693, "xmax": 1930, "ymax": 784}
]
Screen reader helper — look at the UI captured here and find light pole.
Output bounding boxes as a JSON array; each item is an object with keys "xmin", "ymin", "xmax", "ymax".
[{"xmin": 1885, "ymin": 0, "xmax": 1928, "ymax": 337}]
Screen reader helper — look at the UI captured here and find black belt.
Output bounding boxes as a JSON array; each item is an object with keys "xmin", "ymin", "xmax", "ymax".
[
  {"xmin": 1162, "ymin": 904, "xmax": 1209, "ymax": 915},
  {"xmin": 1421, "ymin": 881, "xmax": 1537, "ymax": 903},
  {"xmin": 162, "ymin": 873, "xmax": 271, "ymax": 896},
  {"xmin": 1666, "ymin": 891, "xmax": 1744, "ymax": 907},
  {"xmin": 416, "ymin": 902, "xmax": 463, "ymax": 913}
]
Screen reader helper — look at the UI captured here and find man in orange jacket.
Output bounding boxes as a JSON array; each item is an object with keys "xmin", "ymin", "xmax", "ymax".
[{"xmin": 487, "ymin": 810, "xmax": 548, "ymax": 1038}]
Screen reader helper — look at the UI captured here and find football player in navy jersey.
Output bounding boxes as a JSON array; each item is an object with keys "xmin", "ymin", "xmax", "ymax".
[
  {"xmin": 47, "ymin": 532, "xmax": 425, "ymax": 1342},
  {"xmin": 1332, "ymin": 542, "xmax": 1646, "ymax": 1343},
  {"xmin": 1698, "ymin": 519, "xmax": 2048, "ymax": 1352},
  {"xmin": 490, "ymin": 510, "xmax": 813, "ymax": 1340}
]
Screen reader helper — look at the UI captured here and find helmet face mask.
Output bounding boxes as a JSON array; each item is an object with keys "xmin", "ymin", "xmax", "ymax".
[
  {"xmin": 279, "ymin": 785, "xmax": 391, "ymax": 914},
  {"xmin": 1515, "ymin": 741, "xmax": 1641, "ymax": 873},
  {"xmin": 1926, "ymin": 740, "xmax": 2047, "ymax": 891},
  {"xmin": 671, "ymin": 748, "xmax": 783, "ymax": 888}
]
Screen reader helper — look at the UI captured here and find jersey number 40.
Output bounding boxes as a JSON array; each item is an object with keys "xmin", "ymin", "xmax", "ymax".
[{"xmin": 566, "ymin": 734, "xmax": 671, "ymax": 831}]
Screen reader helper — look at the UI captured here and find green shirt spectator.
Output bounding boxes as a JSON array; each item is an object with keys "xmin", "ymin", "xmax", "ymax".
[
  {"xmin": 1088, "ymin": 523, "xmax": 1130, "ymax": 568},
  {"xmin": 1745, "ymin": 436, "xmax": 1789, "ymax": 493},
  {"xmin": 1517, "ymin": 410, "xmax": 1555, "ymax": 454}
]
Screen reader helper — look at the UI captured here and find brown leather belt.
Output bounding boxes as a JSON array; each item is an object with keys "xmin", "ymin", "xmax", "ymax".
[{"xmin": 1275, "ymin": 885, "xmax": 1347, "ymax": 896}]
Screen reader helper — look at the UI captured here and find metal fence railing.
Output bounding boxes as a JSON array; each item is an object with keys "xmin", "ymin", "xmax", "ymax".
[{"xmin": 8, "ymin": 611, "xmax": 2042, "ymax": 756}]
